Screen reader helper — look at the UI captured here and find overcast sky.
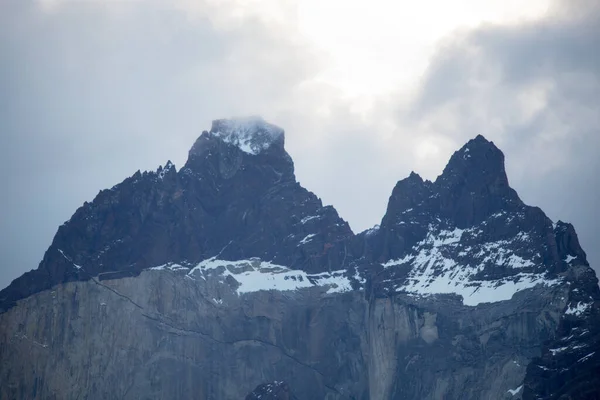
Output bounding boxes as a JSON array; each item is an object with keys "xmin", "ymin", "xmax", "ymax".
[{"xmin": 1, "ymin": 0, "xmax": 598, "ymax": 290}]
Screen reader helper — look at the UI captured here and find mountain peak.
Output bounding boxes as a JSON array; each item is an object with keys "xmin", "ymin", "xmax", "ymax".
[
  {"xmin": 432, "ymin": 135, "xmax": 522, "ymax": 227},
  {"xmin": 449, "ymin": 134, "xmax": 497, "ymax": 165},
  {"xmin": 186, "ymin": 116, "xmax": 294, "ymax": 182},
  {"xmin": 436, "ymin": 134, "xmax": 508, "ymax": 188},
  {"xmin": 156, "ymin": 160, "xmax": 176, "ymax": 180},
  {"xmin": 408, "ymin": 171, "xmax": 423, "ymax": 182},
  {"xmin": 208, "ymin": 116, "xmax": 285, "ymax": 155},
  {"xmin": 473, "ymin": 133, "xmax": 491, "ymax": 142}
]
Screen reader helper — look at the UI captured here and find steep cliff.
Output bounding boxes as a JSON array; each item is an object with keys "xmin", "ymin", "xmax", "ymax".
[{"xmin": 0, "ymin": 118, "xmax": 598, "ymax": 399}]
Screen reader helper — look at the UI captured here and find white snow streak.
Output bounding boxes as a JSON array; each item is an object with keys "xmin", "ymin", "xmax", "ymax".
[
  {"xmin": 383, "ymin": 226, "xmax": 559, "ymax": 306},
  {"xmin": 299, "ymin": 234, "xmax": 316, "ymax": 245},
  {"xmin": 57, "ymin": 249, "xmax": 82, "ymax": 270},
  {"xmin": 364, "ymin": 225, "xmax": 380, "ymax": 236},
  {"xmin": 300, "ymin": 215, "xmax": 319, "ymax": 224},
  {"xmin": 507, "ymin": 385, "xmax": 523, "ymax": 396},
  {"xmin": 578, "ymin": 352, "xmax": 595, "ymax": 363},
  {"xmin": 549, "ymin": 346, "xmax": 569, "ymax": 355},
  {"xmin": 149, "ymin": 263, "xmax": 189, "ymax": 272}
]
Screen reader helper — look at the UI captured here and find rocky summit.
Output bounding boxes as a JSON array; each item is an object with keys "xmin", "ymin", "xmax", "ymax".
[{"xmin": 0, "ymin": 117, "xmax": 598, "ymax": 400}]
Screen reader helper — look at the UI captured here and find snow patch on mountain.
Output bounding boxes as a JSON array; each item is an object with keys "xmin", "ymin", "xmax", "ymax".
[
  {"xmin": 549, "ymin": 346, "xmax": 569, "ymax": 355},
  {"xmin": 364, "ymin": 225, "xmax": 380, "ymax": 236},
  {"xmin": 578, "ymin": 352, "xmax": 595, "ymax": 363},
  {"xmin": 300, "ymin": 215, "xmax": 319, "ymax": 224},
  {"xmin": 299, "ymin": 234, "xmax": 316, "ymax": 245},
  {"xmin": 150, "ymin": 263, "xmax": 189, "ymax": 272},
  {"xmin": 507, "ymin": 385, "xmax": 523, "ymax": 396},
  {"xmin": 57, "ymin": 249, "xmax": 82, "ymax": 270},
  {"xmin": 383, "ymin": 225, "xmax": 561, "ymax": 306},
  {"xmin": 157, "ymin": 161, "xmax": 175, "ymax": 180},
  {"xmin": 210, "ymin": 117, "xmax": 284, "ymax": 155},
  {"xmin": 565, "ymin": 255, "xmax": 577, "ymax": 263},
  {"xmin": 167, "ymin": 258, "xmax": 355, "ymax": 295},
  {"xmin": 565, "ymin": 301, "xmax": 592, "ymax": 316}
]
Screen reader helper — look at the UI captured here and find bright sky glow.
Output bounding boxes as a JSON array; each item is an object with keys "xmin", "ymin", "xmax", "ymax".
[
  {"xmin": 41, "ymin": 0, "xmax": 552, "ymax": 101},
  {"xmin": 296, "ymin": 0, "xmax": 552, "ymax": 98}
]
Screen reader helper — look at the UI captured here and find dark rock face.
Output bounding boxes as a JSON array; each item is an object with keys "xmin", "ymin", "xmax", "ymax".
[
  {"xmin": 435, "ymin": 135, "xmax": 522, "ymax": 228},
  {"xmin": 522, "ymin": 263, "xmax": 600, "ymax": 400},
  {"xmin": 0, "ymin": 118, "xmax": 599, "ymax": 400}
]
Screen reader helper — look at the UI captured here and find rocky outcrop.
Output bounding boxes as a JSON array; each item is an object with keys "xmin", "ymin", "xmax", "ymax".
[
  {"xmin": 0, "ymin": 118, "xmax": 598, "ymax": 399},
  {"xmin": 522, "ymin": 262, "xmax": 600, "ymax": 400}
]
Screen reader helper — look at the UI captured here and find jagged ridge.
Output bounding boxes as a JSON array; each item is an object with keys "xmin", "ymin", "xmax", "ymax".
[{"xmin": 0, "ymin": 117, "xmax": 599, "ymax": 400}]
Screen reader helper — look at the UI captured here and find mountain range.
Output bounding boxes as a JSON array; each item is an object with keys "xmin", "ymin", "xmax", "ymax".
[{"xmin": 0, "ymin": 117, "xmax": 598, "ymax": 399}]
